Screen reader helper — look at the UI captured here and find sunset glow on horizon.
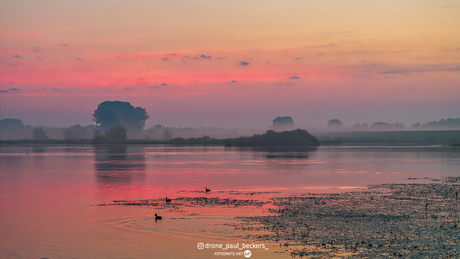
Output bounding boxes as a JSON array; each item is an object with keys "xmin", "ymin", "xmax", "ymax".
[{"xmin": 1, "ymin": 0, "xmax": 459, "ymax": 128}]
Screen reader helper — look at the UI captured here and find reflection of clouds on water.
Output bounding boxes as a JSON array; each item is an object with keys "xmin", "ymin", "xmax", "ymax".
[{"xmin": 94, "ymin": 145, "xmax": 146, "ymax": 186}]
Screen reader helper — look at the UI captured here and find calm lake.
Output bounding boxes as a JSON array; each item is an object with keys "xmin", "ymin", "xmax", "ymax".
[{"xmin": 1, "ymin": 145, "xmax": 459, "ymax": 258}]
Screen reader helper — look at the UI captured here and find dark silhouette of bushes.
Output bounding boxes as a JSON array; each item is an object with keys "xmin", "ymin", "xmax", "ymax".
[
  {"xmin": 92, "ymin": 126, "xmax": 128, "ymax": 144},
  {"xmin": 227, "ymin": 129, "xmax": 320, "ymax": 147},
  {"xmin": 64, "ymin": 124, "xmax": 95, "ymax": 140},
  {"xmin": 169, "ymin": 136, "xmax": 222, "ymax": 145},
  {"xmin": 32, "ymin": 128, "xmax": 49, "ymax": 140}
]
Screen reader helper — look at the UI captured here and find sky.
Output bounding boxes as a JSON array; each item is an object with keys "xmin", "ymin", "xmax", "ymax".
[{"xmin": 0, "ymin": 0, "xmax": 459, "ymax": 129}]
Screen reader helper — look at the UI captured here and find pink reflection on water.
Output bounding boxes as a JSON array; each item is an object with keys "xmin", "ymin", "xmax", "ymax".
[{"xmin": 1, "ymin": 145, "xmax": 459, "ymax": 258}]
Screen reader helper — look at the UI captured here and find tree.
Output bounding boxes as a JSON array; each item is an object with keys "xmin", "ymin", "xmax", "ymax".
[
  {"xmin": 32, "ymin": 128, "xmax": 49, "ymax": 140},
  {"xmin": 92, "ymin": 129, "xmax": 106, "ymax": 143},
  {"xmin": 93, "ymin": 101, "xmax": 149, "ymax": 136},
  {"xmin": 0, "ymin": 118, "xmax": 23, "ymax": 127},
  {"xmin": 410, "ymin": 122, "xmax": 421, "ymax": 130},
  {"xmin": 0, "ymin": 118, "xmax": 33, "ymax": 140},
  {"xmin": 327, "ymin": 119, "xmax": 343, "ymax": 131},
  {"xmin": 420, "ymin": 118, "xmax": 460, "ymax": 130},
  {"xmin": 272, "ymin": 116, "xmax": 295, "ymax": 131},
  {"xmin": 64, "ymin": 124, "xmax": 95, "ymax": 140},
  {"xmin": 370, "ymin": 122, "xmax": 405, "ymax": 131},
  {"xmin": 105, "ymin": 126, "xmax": 128, "ymax": 143},
  {"xmin": 91, "ymin": 126, "xmax": 128, "ymax": 144}
]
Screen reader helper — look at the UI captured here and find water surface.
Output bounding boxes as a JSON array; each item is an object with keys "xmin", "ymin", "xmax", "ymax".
[{"xmin": 1, "ymin": 145, "xmax": 459, "ymax": 258}]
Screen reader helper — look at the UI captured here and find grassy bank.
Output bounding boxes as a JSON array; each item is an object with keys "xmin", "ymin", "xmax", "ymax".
[
  {"xmin": 1, "ymin": 130, "xmax": 459, "ymax": 146},
  {"xmin": 313, "ymin": 130, "xmax": 460, "ymax": 145}
]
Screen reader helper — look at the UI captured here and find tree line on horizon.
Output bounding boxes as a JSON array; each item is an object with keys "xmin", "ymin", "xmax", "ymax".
[
  {"xmin": 327, "ymin": 119, "xmax": 407, "ymax": 132},
  {"xmin": 326, "ymin": 118, "xmax": 460, "ymax": 132},
  {"xmin": 1, "ymin": 101, "xmax": 459, "ymax": 141}
]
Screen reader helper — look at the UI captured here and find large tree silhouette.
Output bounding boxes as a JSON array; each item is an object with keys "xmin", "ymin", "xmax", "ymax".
[
  {"xmin": 93, "ymin": 101, "xmax": 149, "ymax": 135},
  {"xmin": 272, "ymin": 116, "xmax": 295, "ymax": 131}
]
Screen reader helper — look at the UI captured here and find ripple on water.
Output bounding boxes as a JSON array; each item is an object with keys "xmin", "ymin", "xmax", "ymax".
[{"xmin": 113, "ymin": 216, "xmax": 243, "ymax": 238}]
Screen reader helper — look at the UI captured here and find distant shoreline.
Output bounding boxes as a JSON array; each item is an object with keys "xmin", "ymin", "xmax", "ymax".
[
  {"xmin": 0, "ymin": 141, "xmax": 458, "ymax": 147},
  {"xmin": 1, "ymin": 130, "xmax": 459, "ymax": 146},
  {"xmin": 313, "ymin": 130, "xmax": 460, "ymax": 145}
]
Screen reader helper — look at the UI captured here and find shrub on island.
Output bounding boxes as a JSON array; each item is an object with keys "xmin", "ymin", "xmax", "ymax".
[{"xmin": 226, "ymin": 129, "xmax": 320, "ymax": 147}]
